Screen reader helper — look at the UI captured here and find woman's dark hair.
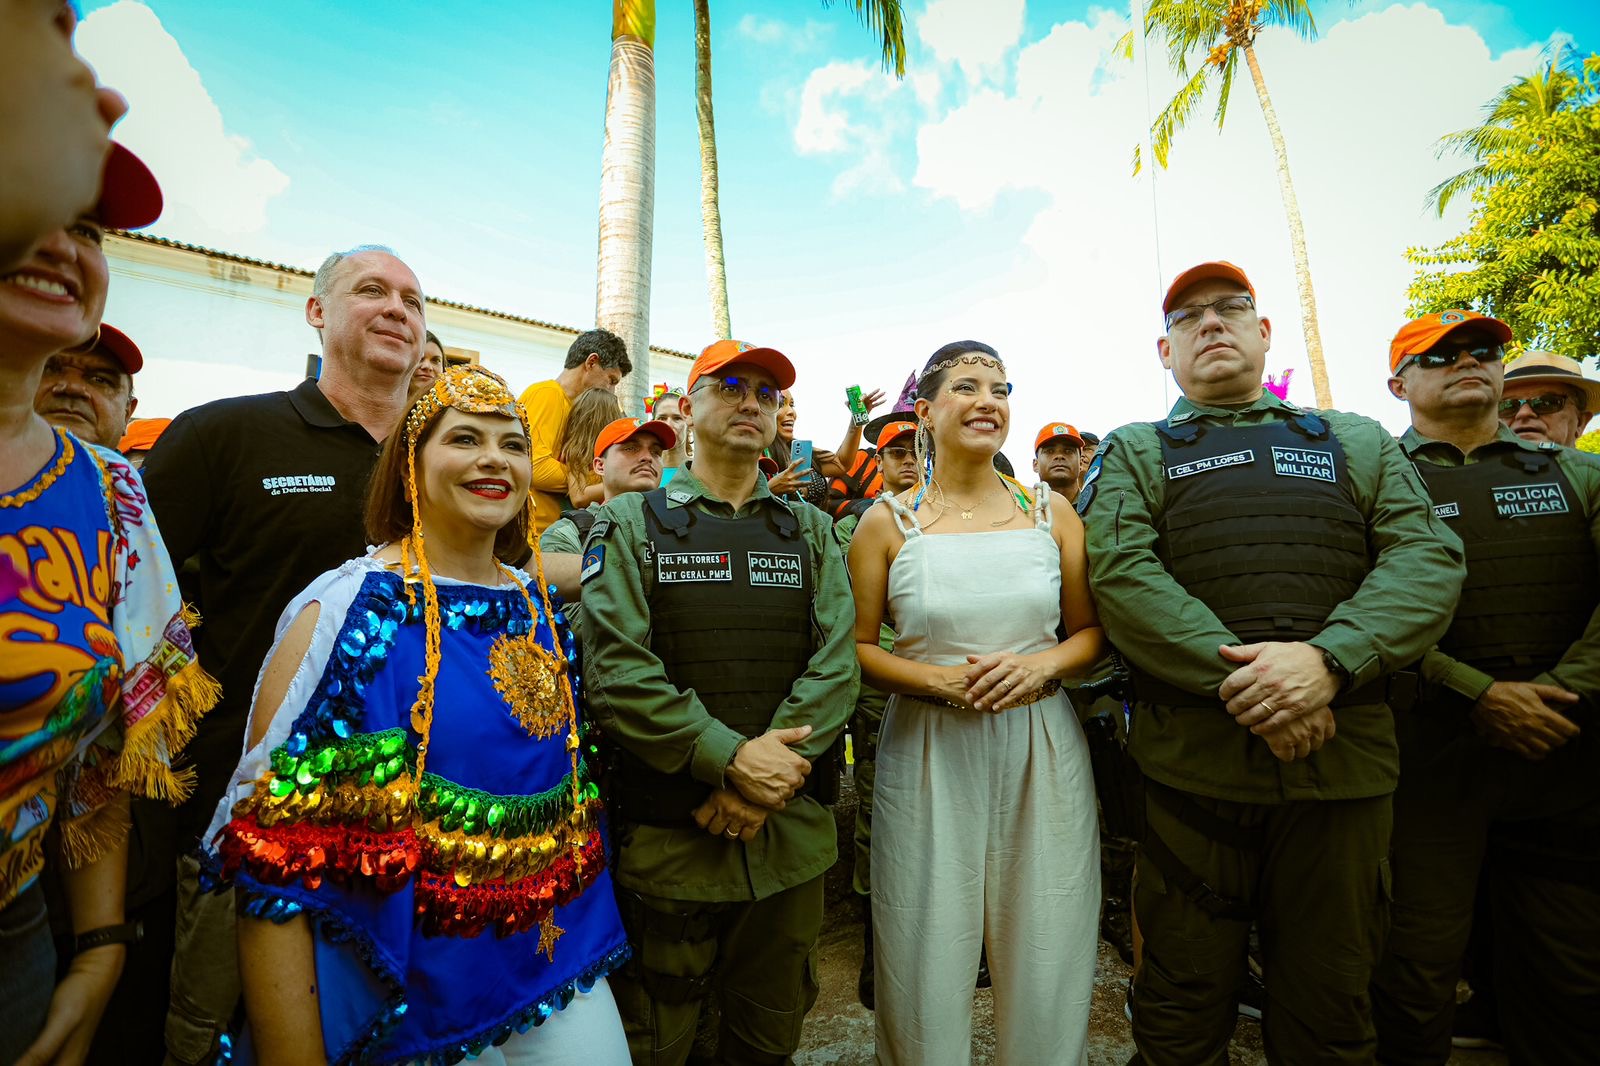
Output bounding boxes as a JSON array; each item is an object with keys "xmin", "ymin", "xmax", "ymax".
[
  {"xmin": 424, "ymin": 330, "xmax": 444, "ymax": 352},
  {"xmin": 365, "ymin": 407, "xmax": 532, "ymax": 565},
  {"xmin": 917, "ymin": 340, "xmax": 1003, "ymax": 400}
]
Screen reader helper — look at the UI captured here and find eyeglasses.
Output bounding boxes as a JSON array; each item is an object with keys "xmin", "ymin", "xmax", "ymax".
[
  {"xmin": 1165, "ymin": 295, "xmax": 1256, "ymax": 333},
  {"xmin": 693, "ymin": 375, "xmax": 781, "ymax": 411},
  {"xmin": 1394, "ymin": 343, "xmax": 1504, "ymax": 375},
  {"xmin": 1499, "ymin": 393, "xmax": 1571, "ymax": 416},
  {"xmin": 880, "ymin": 446, "xmax": 914, "ymax": 462}
]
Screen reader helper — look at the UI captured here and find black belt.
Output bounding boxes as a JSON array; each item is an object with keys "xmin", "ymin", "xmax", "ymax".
[{"xmin": 1129, "ymin": 669, "xmax": 1418, "ymax": 713}]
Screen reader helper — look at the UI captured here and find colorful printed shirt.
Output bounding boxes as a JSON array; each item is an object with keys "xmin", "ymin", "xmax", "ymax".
[
  {"xmin": 1, "ymin": 428, "xmax": 214, "ymax": 909},
  {"xmin": 202, "ymin": 556, "xmax": 626, "ymax": 1064}
]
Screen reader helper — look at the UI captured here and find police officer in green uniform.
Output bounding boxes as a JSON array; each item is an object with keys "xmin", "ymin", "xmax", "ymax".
[
  {"xmin": 581, "ymin": 339, "xmax": 859, "ymax": 1065},
  {"xmin": 1372, "ymin": 311, "xmax": 1600, "ymax": 1065},
  {"xmin": 1079, "ymin": 261, "xmax": 1465, "ymax": 1065},
  {"xmin": 833, "ymin": 415, "xmax": 920, "ymax": 1009}
]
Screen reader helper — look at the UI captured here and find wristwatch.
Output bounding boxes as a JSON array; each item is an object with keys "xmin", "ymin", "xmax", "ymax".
[
  {"xmin": 1320, "ymin": 648, "xmax": 1350, "ymax": 692},
  {"xmin": 75, "ymin": 920, "xmax": 143, "ymax": 954}
]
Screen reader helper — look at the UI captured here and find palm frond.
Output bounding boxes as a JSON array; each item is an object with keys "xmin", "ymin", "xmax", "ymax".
[
  {"xmin": 1132, "ymin": 142, "xmax": 1144, "ymax": 178},
  {"xmin": 1151, "ymin": 63, "xmax": 1214, "ymax": 169},
  {"xmin": 1114, "ymin": 28, "xmax": 1135, "ymax": 63},
  {"xmin": 1212, "ymin": 48, "xmax": 1238, "ymax": 128},
  {"xmin": 1263, "ymin": 0, "xmax": 1317, "ymax": 40},
  {"xmin": 822, "ymin": 0, "xmax": 908, "ymax": 77},
  {"xmin": 1424, "ymin": 165, "xmax": 1490, "ymax": 217}
]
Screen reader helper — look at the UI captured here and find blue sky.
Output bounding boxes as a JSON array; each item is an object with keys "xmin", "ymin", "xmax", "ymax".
[{"xmin": 79, "ymin": 0, "xmax": 1595, "ymax": 464}]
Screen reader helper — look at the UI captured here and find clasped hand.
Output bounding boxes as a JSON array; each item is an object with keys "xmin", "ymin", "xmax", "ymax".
[
  {"xmin": 724, "ymin": 725, "xmax": 812, "ymax": 810},
  {"xmin": 1218, "ymin": 641, "xmax": 1343, "ymax": 763},
  {"xmin": 965, "ymin": 652, "xmax": 1048, "ymax": 714},
  {"xmin": 1471, "ymin": 681, "xmax": 1580, "ymax": 760}
]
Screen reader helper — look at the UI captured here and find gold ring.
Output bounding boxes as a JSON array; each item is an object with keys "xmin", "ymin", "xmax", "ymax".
[
  {"xmin": 723, "ymin": 829, "xmax": 739, "ymax": 838},
  {"xmin": 1262, "ymin": 701, "xmax": 1275, "ymax": 713}
]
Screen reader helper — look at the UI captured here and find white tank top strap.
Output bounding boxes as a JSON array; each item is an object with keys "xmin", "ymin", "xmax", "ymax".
[
  {"xmin": 1031, "ymin": 482, "xmax": 1054, "ymax": 532},
  {"xmin": 879, "ymin": 492, "xmax": 924, "ymax": 537}
]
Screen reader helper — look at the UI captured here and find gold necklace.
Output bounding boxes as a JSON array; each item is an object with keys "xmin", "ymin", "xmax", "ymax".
[
  {"xmin": 932, "ymin": 475, "xmax": 1002, "ymax": 520},
  {"xmin": 1, "ymin": 428, "xmax": 74, "ymax": 508}
]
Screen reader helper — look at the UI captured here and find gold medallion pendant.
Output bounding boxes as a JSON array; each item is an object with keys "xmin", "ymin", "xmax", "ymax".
[{"xmin": 487, "ymin": 633, "xmax": 568, "ymax": 739}]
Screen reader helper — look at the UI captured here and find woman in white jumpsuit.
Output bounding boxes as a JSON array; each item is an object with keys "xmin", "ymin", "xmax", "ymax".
[{"xmin": 847, "ymin": 342, "xmax": 1104, "ymax": 1066}]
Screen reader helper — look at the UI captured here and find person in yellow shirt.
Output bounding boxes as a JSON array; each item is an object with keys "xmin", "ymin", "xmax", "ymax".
[{"xmin": 519, "ymin": 328, "xmax": 631, "ymax": 532}]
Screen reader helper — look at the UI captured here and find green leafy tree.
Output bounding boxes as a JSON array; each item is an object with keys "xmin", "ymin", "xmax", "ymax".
[
  {"xmin": 1122, "ymin": 0, "xmax": 1337, "ymax": 409},
  {"xmin": 1406, "ymin": 52, "xmax": 1600, "ymax": 362},
  {"xmin": 694, "ymin": 1, "xmax": 906, "ymax": 340}
]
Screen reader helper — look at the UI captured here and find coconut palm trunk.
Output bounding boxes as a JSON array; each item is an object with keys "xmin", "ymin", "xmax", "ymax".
[
  {"xmin": 596, "ymin": 0, "xmax": 657, "ymax": 410},
  {"xmin": 1243, "ymin": 44, "xmax": 1331, "ymax": 409},
  {"xmin": 694, "ymin": 0, "xmax": 732, "ymax": 340}
]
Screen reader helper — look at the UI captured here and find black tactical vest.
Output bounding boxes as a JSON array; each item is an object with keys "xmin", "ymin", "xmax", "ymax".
[
  {"xmin": 613, "ymin": 487, "xmax": 816, "ymax": 822},
  {"xmin": 1414, "ymin": 446, "xmax": 1598, "ymax": 679},
  {"xmin": 1154, "ymin": 413, "xmax": 1370, "ymax": 646}
]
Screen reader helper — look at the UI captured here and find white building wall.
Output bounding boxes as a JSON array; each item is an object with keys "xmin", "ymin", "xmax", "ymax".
[{"xmin": 103, "ymin": 234, "xmax": 694, "ymax": 419}]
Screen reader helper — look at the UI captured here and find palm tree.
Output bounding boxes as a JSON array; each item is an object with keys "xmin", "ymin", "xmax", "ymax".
[
  {"xmin": 694, "ymin": 1, "xmax": 906, "ymax": 340},
  {"xmin": 1427, "ymin": 42, "xmax": 1588, "ymax": 216},
  {"xmin": 597, "ymin": 0, "xmax": 657, "ymax": 410},
  {"xmin": 1125, "ymin": 0, "xmax": 1335, "ymax": 409}
]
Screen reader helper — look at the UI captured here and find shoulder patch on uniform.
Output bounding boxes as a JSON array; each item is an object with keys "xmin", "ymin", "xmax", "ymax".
[
  {"xmin": 586, "ymin": 517, "xmax": 612, "ymax": 543},
  {"xmin": 580, "ymin": 543, "xmax": 605, "ymax": 584},
  {"xmin": 1076, "ymin": 440, "xmax": 1113, "ymax": 515}
]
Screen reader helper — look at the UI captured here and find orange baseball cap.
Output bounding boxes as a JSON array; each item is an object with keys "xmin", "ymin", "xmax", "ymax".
[
  {"xmin": 875, "ymin": 420, "xmax": 917, "ymax": 449},
  {"xmin": 118, "ymin": 417, "xmax": 171, "ymax": 454},
  {"xmin": 593, "ymin": 416, "xmax": 676, "ymax": 459},
  {"xmin": 96, "ymin": 323, "xmax": 142, "ymax": 374},
  {"xmin": 97, "ymin": 143, "xmax": 163, "ymax": 231},
  {"xmin": 1163, "ymin": 261, "xmax": 1256, "ymax": 315},
  {"xmin": 1034, "ymin": 422, "xmax": 1084, "ymax": 452},
  {"xmin": 687, "ymin": 339, "xmax": 796, "ymax": 392},
  {"xmin": 1388, "ymin": 310, "xmax": 1513, "ymax": 374}
]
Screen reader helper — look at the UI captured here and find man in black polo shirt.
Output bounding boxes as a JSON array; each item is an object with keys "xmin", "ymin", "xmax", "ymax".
[{"xmin": 141, "ymin": 243, "xmax": 426, "ymax": 1065}]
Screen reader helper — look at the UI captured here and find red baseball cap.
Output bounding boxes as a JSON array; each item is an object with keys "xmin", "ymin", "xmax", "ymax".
[
  {"xmin": 1034, "ymin": 422, "xmax": 1084, "ymax": 452},
  {"xmin": 1163, "ymin": 261, "xmax": 1256, "ymax": 315},
  {"xmin": 1388, "ymin": 310, "xmax": 1514, "ymax": 374},
  {"xmin": 95, "ymin": 323, "xmax": 142, "ymax": 374},
  {"xmin": 593, "ymin": 416, "xmax": 676, "ymax": 459},
  {"xmin": 118, "ymin": 417, "xmax": 171, "ymax": 454},
  {"xmin": 687, "ymin": 339, "xmax": 796, "ymax": 392},
  {"xmin": 97, "ymin": 143, "xmax": 163, "ymax": 231},
  {"xmin": 875, "ymin": 420, "xmax": 917, "ymax": 449}
]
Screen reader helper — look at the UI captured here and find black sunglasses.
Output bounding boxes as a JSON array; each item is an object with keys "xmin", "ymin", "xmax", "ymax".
[
  {"xmin": 1396, "ymin": 343, "xmax": 1504, "ymax": 374},
  {"xmin": 1499, "ymin": 393, "xmax": 1571, "ymax": 416}
]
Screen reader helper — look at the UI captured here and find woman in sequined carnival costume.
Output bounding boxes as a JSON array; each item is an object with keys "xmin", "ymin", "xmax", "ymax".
[
  {"xmin": 2, "ymin": 146, "xmax": 217, "ymax": 1065},
  {"xmin": 203, "ymin": 365, "xmax": 629, "ymax": 1065}
]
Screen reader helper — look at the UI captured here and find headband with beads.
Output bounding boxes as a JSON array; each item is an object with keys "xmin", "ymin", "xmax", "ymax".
[{"xmin": 917, "ymin": 351, "xmax": 1007, "ymax": 383}]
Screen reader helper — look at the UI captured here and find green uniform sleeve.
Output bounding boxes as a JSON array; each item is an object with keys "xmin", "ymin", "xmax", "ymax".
[
  {"xmin": 1305, "ymin": 419, "xmax": 1467, "ymax": 692},
  {"xmin": 1531, "ymin": 452, "xmax": 1600, "ymax": 702},
  {"xmin": 579, "ymin": 500, "xmax": 746, "ymax": 787},
  {"xmin": 538, "ymin": 517, "xmax": 583, "ymax": 556},
  {"xmin": 766, "ymin": 512, "xmax": 861, "ymax": 760},
  {"xmin": 1419, "ymin": 649, "xmax": 1496, "ymax": 705},
  {"xmin": 1081, "ymin": 425, "xmax": 1239, "ymax": 697}
]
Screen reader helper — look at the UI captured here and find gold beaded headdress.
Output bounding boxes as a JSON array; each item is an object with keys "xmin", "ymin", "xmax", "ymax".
[{"xmin": 398, "ymin": 364, "xmax": 575, "ymax": 790}]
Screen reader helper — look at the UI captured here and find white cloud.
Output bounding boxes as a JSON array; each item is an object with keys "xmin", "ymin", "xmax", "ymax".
[
  {"xmin": 77, "ymin": 1, "xmax": 289, "ymax": 241},
  {"xmin": 786, "ymin": 1, "xmax": 1554, "ymax": 453},
  {"xmin": 738, "ymin": 14, "xmax": 830, "ymax": 51},
  {"xmin": 794, "ymin": 61, "xmax": 913, "ymax": 196},
  {"xmin": 916, "ymin": 0, "xmax": 1027, "ymax": 85}
]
